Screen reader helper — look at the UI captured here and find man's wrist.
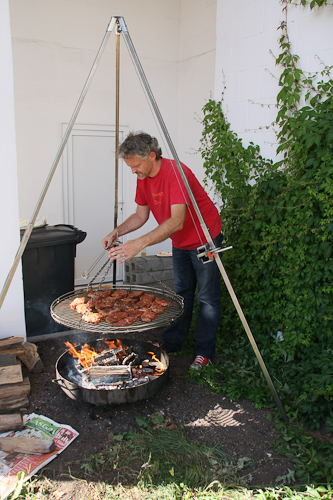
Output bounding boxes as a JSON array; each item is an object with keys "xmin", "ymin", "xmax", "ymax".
[{"xmin": 138, "ymin": 235, "xmax": 149, "ymax": 251}]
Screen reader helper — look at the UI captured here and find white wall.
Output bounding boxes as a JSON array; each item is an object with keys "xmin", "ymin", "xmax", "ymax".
[
  {"xmin": 0, "ymin": 0, "xmax": 26, "ymax": 340},
  {"xmin": 9, "ymin": 0, "xmax": 217, "ymax": 254},
  {"xmin": 215, "ymin": 0, "xmax": 333, "ymax": 162},
  {"xmin": 1, "ymin": 0, "xmax": 217, "ymax": 335},
  {"xmin": 177, "ymin": 0, "xmax": 217, "ymax": 185},
  {"xmin": 9, "ymin": 0, "xmax": 180, "ymax": 227}
]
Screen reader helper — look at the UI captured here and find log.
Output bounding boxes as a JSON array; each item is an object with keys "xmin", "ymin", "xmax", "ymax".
[
  {"xmin": 0, "ymin": 394, "xmax": 29, "ymax": 411},
  {"xmin": 0, "ymin": 346, "xmax": 25, "ymax": 357},
  {"xmin": 0, "ymin": 354, "xmax": 16, "ymax": 367},
  {"xmin": 132, "ymin": 367, "xmax": 154, "ymax": 376},
  {"xmin": 0, "ymin": 337, "xmax": 25, "ymax": 348},
  {"xmin": 0, "ymin": 363, "xmax": 23, "ymax": 386},
  {"xmin": 17, "ymin": 342, "xmax": 44, "ymax": 373},
  {"xmin": 0, "ymin": 377, "xmax": 31, "ymax": 400},
  {"xmin": 0, "ymin": 436, "xmax": 56, "ymax": 454},
  {"xmin": 0, "ymin": 414, "xmax": 24, "ymax": 432},
  {"xmin": 88, "ymin": 365, "xmax": 131, "ymax": 380}
]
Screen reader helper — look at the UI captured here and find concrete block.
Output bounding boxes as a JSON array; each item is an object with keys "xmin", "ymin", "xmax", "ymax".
[
  {"xmin": 125, "ymin": 268, "xmax": 174, "ymax": 285},
  {"xmin": 127, "ymin": 255, "xmax": 173, "ymax": 273},
  {"xmin": 140, "ymin": 279, "xmax": 175, "ymax": 292}
]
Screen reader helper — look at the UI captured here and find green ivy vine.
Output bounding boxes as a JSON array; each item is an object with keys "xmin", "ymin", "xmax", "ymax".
[{"xmin": 199, "ymin": 0, "xmax": 333, "ymax": 440}]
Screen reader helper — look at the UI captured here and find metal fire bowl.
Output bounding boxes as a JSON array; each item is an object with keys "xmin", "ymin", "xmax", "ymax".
[
  {"xmin": 50, "ymin": 284, "xmax": 184, "ymax": 334},
  {"xmin": 55, "ymin": 338, "xmax": 169, "ymax": 406}
]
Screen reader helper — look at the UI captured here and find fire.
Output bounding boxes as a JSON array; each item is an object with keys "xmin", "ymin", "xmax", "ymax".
[
  {"xmin": 64, "ymin": 339, "xmax": 126, "ymax": 371},
  {"xmin": 148, "ymin": 351, "xmax": 164, "ymax": 375},
  {"xmin": 64, "ymin": 340, "xmax": 165, "ymax": 377},
  {"xmin": 64, "ymin": 341, "xmax": 99, "ymax": 371},
  {"xmin": 103, "ymin": 339, "xmax": 123, "ymax": 350}
]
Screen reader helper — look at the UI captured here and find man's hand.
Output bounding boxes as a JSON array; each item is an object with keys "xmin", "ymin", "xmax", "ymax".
[
  {"xmin": 107, "ymin": 238, "xmax": 145, "ymax": 263},
  {"xmin": 102, "ymin": 231, "xmax": 118, "ymax": 250},
  {"xmin": 102, "ymin": 206, "xmax": 150, "ymax": 251},
  {"xmin": 103, "ymin": 203, "xmax": 186, "ymax": 263}
]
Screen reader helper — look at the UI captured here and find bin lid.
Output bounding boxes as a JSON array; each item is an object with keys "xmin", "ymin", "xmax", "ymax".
[{"xmin": 20, "ymin": 224, "xmax": 87, "ymax": 249}]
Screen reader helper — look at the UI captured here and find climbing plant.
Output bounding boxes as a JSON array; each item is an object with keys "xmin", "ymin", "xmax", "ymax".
[{"xmin": 199, "ymin": 0, "xmax": 333, "ymax": 432}]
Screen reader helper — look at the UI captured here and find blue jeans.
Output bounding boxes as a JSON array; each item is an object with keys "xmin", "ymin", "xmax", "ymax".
[{"xmin": 162, "ymin": 233, "xmax": 222, "ymax": 359}]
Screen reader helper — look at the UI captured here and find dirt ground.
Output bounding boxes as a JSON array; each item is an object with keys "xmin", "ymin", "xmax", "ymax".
[{"xmin": 25, "ymin": 327, "xmax": 294, "ymax": 490}]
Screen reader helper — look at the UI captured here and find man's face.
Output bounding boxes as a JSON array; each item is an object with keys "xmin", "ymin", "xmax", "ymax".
[{"xmin": 125, "ymin": 154, "xmax": 155, "ymax": 179}]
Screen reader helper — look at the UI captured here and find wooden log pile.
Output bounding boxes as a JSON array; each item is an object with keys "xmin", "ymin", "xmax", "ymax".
[{"xmin": 0, "ymin": 336, "xmax": 44, "ymax": 434}]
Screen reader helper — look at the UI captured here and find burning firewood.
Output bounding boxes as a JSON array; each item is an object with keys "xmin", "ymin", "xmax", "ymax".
[{"xmin": 88, "ymin": 365, "xmax": 132, "ymax": 380}]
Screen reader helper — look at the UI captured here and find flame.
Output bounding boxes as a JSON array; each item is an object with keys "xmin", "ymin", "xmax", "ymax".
[
  {"xmin": 64, "ymin": 341, "xmax": 98, "ymax": 371},
  {"xmin": 64, "ymin": 340, "xmax": 165, "ymax": 377},
  {"xmin": 103, "ymin": 339, "xmax": 123, "ymax": 350},
  {"xmin": 148, "ymin": 351, "xmax": 164, "ymax": 375}
]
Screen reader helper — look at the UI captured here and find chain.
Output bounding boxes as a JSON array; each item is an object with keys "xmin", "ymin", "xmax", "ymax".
[
  {"xmin": 86, "ymin": 258, "xmax": 113, "ymax": 291},
  {"xmin": 82, "ymin": 233, "xmax": 120, "ymax": 280},
  {"xmin": 84, "ymin": 253, "xmax": 174, "ymax": 296},
  {"xmin": 79, "ymin": 258, "xmax": 114, "ymax": 326}
]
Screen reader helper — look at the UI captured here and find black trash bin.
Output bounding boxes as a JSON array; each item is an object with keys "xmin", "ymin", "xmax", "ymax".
[{"xmin": 21, "ymin": 224, "xmax": 86, "ymax": 337}]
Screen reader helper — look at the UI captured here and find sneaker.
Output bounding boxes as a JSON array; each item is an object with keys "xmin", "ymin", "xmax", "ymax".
[{"xmin": 190, "ymin": 355, "xmax": 212, "ymax": 370}]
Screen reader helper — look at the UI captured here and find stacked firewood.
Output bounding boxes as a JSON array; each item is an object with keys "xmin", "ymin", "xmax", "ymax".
[{"xmin": 0, "ymin": 336, "xmax": 44, "ymax": 433}]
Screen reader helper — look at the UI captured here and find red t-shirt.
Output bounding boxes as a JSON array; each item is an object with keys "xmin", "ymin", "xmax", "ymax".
[{"xmin": 135, "ymin": 158, "xmax": 222, "ymax": 250}]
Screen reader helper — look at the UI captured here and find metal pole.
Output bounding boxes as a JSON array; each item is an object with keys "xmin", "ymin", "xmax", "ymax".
[
  {"xmin": 118, "ymin": 16, "xmax": 288, "ymax": 421},
  {"xmin": 214, "ymin": 255, "xmax": 288, "ymax": 421},
  {"xmin": 0, "ymin": 16, "xmax": 117, "ymax": 310},
  {"xmin": 112, "ymin": 20, "xmax": 121, "ymax": 285}
]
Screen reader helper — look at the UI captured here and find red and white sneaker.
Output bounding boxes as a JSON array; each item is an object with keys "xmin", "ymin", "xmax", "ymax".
[{"xmin": 190, "ymin": 355, "xmax": 212, "ymax": 370}]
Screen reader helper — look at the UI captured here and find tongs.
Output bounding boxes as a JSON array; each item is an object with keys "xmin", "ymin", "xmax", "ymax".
[{"xmin": 81, "ymin": 232, "xmax": 120, "ymax": 280}]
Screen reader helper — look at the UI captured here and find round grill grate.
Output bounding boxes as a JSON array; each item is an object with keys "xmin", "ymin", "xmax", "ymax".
[{"xmin": 51, "ymin": 284, "xmax": 183, "ymax": 334}]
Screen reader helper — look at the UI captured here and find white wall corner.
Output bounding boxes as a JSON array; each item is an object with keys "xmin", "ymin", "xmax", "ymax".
[{"xmin": 0, "ymin": 0, "xmax": 26, "ymax": 340}]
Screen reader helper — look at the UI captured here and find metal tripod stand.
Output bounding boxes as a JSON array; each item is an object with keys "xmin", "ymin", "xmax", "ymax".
[{"xmin": 0, "ymin": 15, "xmax": 287, "ymax": 421}]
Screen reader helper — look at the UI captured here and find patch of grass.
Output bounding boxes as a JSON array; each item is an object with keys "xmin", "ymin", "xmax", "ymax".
[
  {"xmin": 187, "ymin": 350, "xmax": 333, "ymax": 487},
  {"xmin": 79, "ymin": 412, "xmax": 242, "ymax": 488},
  {"xmin": 7, "ymin": 475, "xmax": 333, "ymax": 500},
  {"xmin": 6, "ymin": 423, "xmax": 333, "ymax": 500},
  {"xmin": 6, "ymin": 471, "xmax": 46, "ymax": 499}
]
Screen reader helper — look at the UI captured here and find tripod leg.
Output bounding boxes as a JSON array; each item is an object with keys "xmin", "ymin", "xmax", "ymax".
[{"xmin": 215, "ymin": 254, "xmax": 288, "ymax": 421}]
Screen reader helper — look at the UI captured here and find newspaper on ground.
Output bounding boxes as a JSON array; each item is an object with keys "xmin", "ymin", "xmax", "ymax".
[{"xmin": 0, "ymin": 413, "xmax": 79, "ymax": 500}]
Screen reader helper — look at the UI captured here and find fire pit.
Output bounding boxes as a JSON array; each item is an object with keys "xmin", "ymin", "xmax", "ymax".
[
  {"xmin": 51, "ymin": 284, "xmax": 181, "ymax": 412},
  {"xmin": 55, "ymin": 338, "xmax": 169, "ymax": 407}
]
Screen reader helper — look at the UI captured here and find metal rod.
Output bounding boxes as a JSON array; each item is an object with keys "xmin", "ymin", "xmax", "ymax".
[
  {"xmin": 214, "ymin": 256, "xmax": 288, "ymax": 421},
  {"xmin": 118, "ymin": 16, "xmax": 287, "ymax": 421},
  {"xmin": 0, "ymin": 17, "xmax": 117, "ymax": 310},
  {"xmin": 113, "ymin": 20, "xmax": 121, "ymax": 286}
]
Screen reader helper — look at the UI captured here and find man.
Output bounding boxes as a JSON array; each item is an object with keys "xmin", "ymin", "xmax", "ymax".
[{"xmin": 102, "ymin": 132, "xmax": 222, "ymax": 368}]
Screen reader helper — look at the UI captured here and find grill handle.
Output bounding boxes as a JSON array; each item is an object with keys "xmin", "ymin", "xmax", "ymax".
[{"xmin": 52, "ymin": 378, "xmax": 79, "ymax": 399}]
